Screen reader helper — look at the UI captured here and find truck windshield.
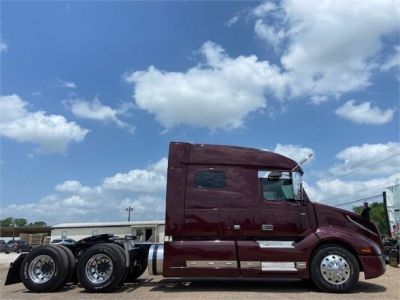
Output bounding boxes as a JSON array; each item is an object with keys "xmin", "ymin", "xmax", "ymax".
[{"xmin": 258, "ymin": 171, "xmax": 302, "ymax": 201}]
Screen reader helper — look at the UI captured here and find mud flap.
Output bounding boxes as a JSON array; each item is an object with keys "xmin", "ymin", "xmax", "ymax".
[{"xmin": 4, "ymin": 253, "xmax": 27, "ymax": 285}]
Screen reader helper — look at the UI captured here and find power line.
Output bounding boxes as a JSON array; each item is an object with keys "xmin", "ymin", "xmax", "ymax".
[
  {"xmin": 322, "ymin": 153, "xmax": 400, "ymax": 182},
  {"xmin": 339, "ymin": 144, "xmax": 400, "ymax": 168},
  {"xmin": 319, "ymin": 144, "xmax": 400, "ymax": 181},
  {"xmin": 319, "ymin": 145, "xmax": 400, "ymax": 182},
  {"xmin": 322, "ymin": 182, "xmax": 400, "ymax": 206},
  {"xmin": 335, "ymin": 194, "xmax": 382, "ymax": 207}
]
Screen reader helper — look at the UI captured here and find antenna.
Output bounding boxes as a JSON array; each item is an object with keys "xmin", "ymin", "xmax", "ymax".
[{"xmin": 291, "ymin": 152, "xmax": 313, "ymax": 172}]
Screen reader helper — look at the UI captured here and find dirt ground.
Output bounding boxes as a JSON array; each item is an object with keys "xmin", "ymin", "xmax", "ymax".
[{"xmin": 1, "ymin": 253, "xmax": 399, "ymax": 300}]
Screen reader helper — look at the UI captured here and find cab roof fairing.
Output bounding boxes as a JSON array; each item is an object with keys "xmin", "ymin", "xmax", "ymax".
[{"xmin": 171, "ymin": 142, "xmax": 303, "ymax": 175}]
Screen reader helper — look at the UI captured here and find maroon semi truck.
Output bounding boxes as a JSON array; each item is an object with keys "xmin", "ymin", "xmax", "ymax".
[{"xmin": 5, "ymin": 142, "xmax": 385, "ymax": 293}]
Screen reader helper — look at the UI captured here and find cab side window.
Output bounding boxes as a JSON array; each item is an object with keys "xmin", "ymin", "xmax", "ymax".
[
  {"xmin": 194, "ymin": 171, "xmax": 226, "ymax": 189},
  {"xmin": 259, "ymin": 171, "xmax": 295, "ymax": 201}
]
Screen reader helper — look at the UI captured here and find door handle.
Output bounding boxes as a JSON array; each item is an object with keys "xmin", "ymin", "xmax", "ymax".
[
  {"xmin": 233, "ymin": 224, "xmax": 241, "ymax": 230},
  {"xmin": 262, "ymin": 224, "xmax": 274, "ymax": 231}
]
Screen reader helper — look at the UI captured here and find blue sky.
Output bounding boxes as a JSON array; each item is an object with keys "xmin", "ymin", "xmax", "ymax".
[{"xmin": 1, "ymin": 1, "xmax": 399, "ymax": 224}]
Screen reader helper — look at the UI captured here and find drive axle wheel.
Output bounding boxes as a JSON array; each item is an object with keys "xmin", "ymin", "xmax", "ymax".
[
  {"xmin": 77, "ymin": 243, "xmax": 126, "ymax": 293},
  {"xmin": 311, "ymin": 244, "xmax": 359, "ymax": 293},
  {"xmin": 54, "ymin": 245, "xmax": 76, "ymax": 284},
  {"xmin": 20, "ymin": 245, "xmax": 69, "ymax": 292}
]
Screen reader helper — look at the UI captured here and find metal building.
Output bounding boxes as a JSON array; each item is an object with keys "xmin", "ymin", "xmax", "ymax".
[{"xmin": 51, "ymin": 221, "xmax": 165, "ymax": 243}]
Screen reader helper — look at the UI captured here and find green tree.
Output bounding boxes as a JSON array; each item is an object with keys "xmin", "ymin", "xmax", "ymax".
[
  {"xmin": 14, "ymin": 218, "xmax": 28, "ymax": 227},
  {"xmin": 0, "ymin": 217, "xmax": 47, "ymax": 227},
  {"xmin": 28, "ymin": 221, "xmax": 47, "ymax": 227},
  {"xmin": 353, "ymin": 202, "xmax": 388, "ymax": 234},
  {"xmin": 0, "ymin": 217, "xmax": 14, "ymax": 227}
]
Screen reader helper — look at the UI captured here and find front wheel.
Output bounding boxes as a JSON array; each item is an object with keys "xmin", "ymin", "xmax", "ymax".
[{"xmin": 311, "ymin": 245, "xmax": 359, "ymax": 293}]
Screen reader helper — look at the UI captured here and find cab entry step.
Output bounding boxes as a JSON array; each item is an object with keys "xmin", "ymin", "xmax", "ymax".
[{"xmin": 261, "ymin": 261, "xmax": 297, "ymax": 271}]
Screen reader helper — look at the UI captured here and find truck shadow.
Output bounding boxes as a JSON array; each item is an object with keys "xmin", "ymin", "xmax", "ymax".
[{"xmin": 119, "ymin": 278, "xmax": 386, "ymax": 294}]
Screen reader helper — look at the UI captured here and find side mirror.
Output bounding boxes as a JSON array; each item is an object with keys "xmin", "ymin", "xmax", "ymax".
[
  {"xmin": 292, "ymin": 172, "xmax": 302, "ymax": 200},
  {"xmin": 268, "ymin": 171, "xmax": 282, "ymax": 179}
]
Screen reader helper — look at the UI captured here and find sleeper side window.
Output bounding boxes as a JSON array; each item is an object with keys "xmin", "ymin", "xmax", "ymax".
[{"xmin": 194, "ymin": 170, "xmax": 226, "ymax": 189}]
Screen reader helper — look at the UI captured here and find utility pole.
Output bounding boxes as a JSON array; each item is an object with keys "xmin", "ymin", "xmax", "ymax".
[
  {"xmin": 382, "ymin": 191, "xmax": 391, "ymax": 236},
  {"xmin": 11, "ymin": 220, "xmax": 16, "ymax": 240},
  {"xmin": 126, "ymin": 206, "xmax": 133, "ymax": 222}
]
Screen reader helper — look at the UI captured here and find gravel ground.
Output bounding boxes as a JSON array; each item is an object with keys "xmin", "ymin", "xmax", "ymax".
[{"xmin": 0, "ymin": 252, "xmax": 399, "ymax": 300}]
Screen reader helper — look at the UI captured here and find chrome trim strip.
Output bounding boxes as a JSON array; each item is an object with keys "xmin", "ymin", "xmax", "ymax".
[
  {"xmin": 241, "ymin": 261, "xmax": 261, "ymax": 269},
  {"xmin": 257, "ymin": 241, "xmax": 295, "ymax": 248},
  {"xmin": 346, "ymin": 215, "xmax": 378, "ymax": 236},
  {"xmin": 186, "ymin": 260, "xmax": 238, "ymax": 268},
  {"xmin": 296, "ymin": 262, "xmax": 307, "ymax": 269}
]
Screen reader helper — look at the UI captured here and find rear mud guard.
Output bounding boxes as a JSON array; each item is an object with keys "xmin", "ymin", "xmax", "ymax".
[{"xmin": 4, "ymin": 253, "xmax": 28, "ymax": 285}]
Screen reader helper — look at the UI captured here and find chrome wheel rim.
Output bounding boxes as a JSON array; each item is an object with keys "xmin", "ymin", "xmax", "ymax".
[
  {"xmin": 320, "ymin": 254, "xmax": 351, "ymax": 285},
  {"xmin": 85, "ymin": 254, "xmax": 113, "ymax": 284},
  {"xmin": 28, "ymin": 255, "xmax": 55, "ymax": 284}
]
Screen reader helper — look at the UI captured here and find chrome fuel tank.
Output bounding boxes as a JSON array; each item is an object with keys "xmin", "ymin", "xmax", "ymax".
[{"xmin": 148, "ymin": 244, "xmax": 164, "ymax": 275}]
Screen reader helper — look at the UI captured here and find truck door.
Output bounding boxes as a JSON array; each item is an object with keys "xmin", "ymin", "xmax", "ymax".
[
  {"xmin": 163, "ymin": 165, "xmax": 241, "ymax": 277},
  {"xmin": 235, "ymin": 170, "xmax": 312, "ymax": 277}
]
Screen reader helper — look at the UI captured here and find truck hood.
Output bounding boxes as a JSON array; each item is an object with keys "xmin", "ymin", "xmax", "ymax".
[{"xmin": 313, "ymin": 202, "xmax": 382, "ymax": 246}]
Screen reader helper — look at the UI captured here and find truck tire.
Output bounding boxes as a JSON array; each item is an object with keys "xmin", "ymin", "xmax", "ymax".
[
  {"xmin": 106, "ymin": 243, "xmax": 129, "ymax": 287},
  {"xmin": 54, "ymin": 245, "xmax": 76, "ymax": 284},
  {"xmin": 77, "ymin": 243, "xmax": 126, "ymax": 292},
  {"xmin": 20, "ymin": 245, "xmax": 69, "ymax": 292},
  {"xmin": 311, "ymin": 244, "xmax": 359, "ymax": 293}
]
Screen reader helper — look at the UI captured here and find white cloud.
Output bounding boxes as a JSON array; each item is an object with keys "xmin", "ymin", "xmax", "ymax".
[
  {"xmin": 124, "ymin": 1, "xmax": 399, "ymax": 130},
  {"xmin": 118, "ymin": 195, "xmax": 165, "ymax": 216},
  {"xmin": 147, "ymin": 157, "xmax": 168, "ymax": 176},
  {"xmin": 1, "ymin": 157, "xmax": 168, "ymax": 223},
  {"xmin": 56, "ymin": 78, "xmax": 77, "ymax": 89},
  {"xmin": 309, "ymin": 95, "xmax": 329, "ymax": 105},
  {"xmin": 68, "ymin": 98, "xmax": 134, "ymax": 132},
  {"xmin": 63, "ymin": 195, "xmax": 90, "ymax": 207},
  {"xmin": 330, "ymin": 142, "xmax": 400, "ymax": 177},
  {"xmin": 0, "ymin": 94, "xmax": 89, "ymax": 153},
  {"xmin": 226, "ymin": 15, "xmax": 239, "ymax": 27},
  {"xmin": 32, "ymin": 90, "xmax": 42, "ymax": 97},
  {"xmin": 306, "ymin": 173, "xmax": 400, "ymax": 204},
  {"xmin": 125, "ymin": 41, "xmax": 286, "ymax": 130},
  {"xmin": 0, "ymin": 41, "xmax": 7, "ymax": 53},
  {"xmin": 305, "ymin": 142, "xmax": 400, "ymax": 206},
  {"xmin": 254, "ymin": 19, "xmax": 286, "ymax": 51},
  {"xmin": 381, "ymin": 45, "xmax": 400, "ymax": 78},
  {"xmin": 272, "ymin": 144, "xmax": 314, "ymax": 164},
  {"xmin": 55, "ymin": 180, "xmax": 98, "ymax": 194},
  {"xmin": 252, "ymin": 1, "xmax": 278, "ymax": 18},
  {"xmin": 335, "ymin": 100, "xmax": 394, "ymax": 124},
  {"xmin": 103, "ymin": 158, "xmax": 168, "ymax": 192},
  {"xmin": 251, "ymin": 0, "xmax": 400, "ymax": 98}
]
